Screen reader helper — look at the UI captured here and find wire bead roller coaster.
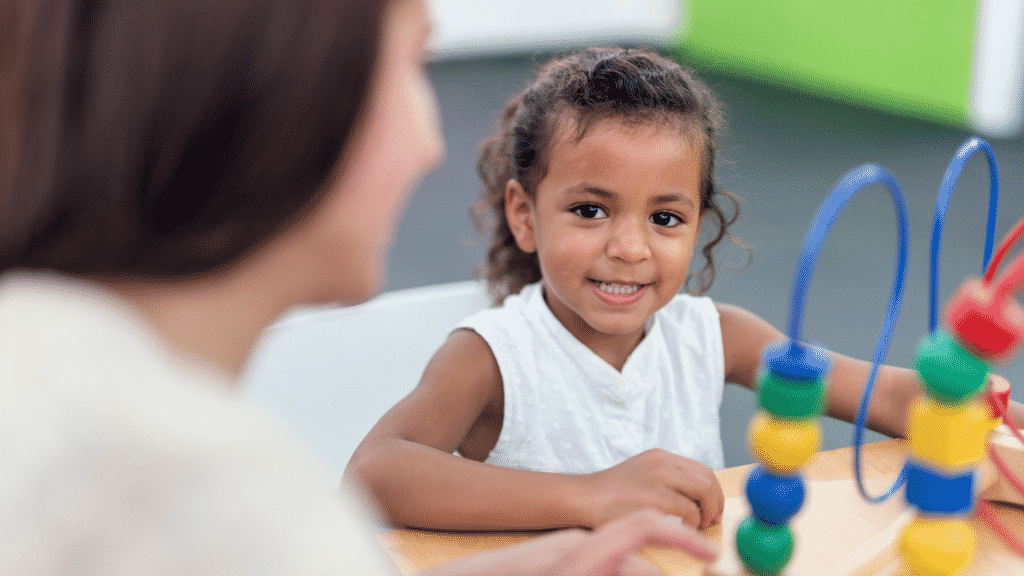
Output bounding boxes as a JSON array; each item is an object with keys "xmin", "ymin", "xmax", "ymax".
[{"xmin": 709, "ymin": 137, "xmax": 1024, "ymax": 576}]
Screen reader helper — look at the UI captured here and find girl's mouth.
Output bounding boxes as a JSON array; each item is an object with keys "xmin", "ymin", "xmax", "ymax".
[{"xmin": 589, "ymin": 280, "xmax": 651, "ymax": 305}]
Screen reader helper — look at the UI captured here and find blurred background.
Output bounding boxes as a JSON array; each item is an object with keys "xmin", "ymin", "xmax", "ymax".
[{"xmin": 245, "ymin": 0, "xmax": 1024, "ymax": 472}]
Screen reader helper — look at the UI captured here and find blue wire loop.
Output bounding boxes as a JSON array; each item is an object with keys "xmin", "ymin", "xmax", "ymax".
[
  {"xmin": 785, "ymin": 164, "xmax": 910, "ymax": 503},
  {"xmin": 927, "ymin": 137, "xmax": 1000, "ymax": 334},
  {"xmin": 850, "ymin": 137, "xmax": 999, "ymax": 503}
]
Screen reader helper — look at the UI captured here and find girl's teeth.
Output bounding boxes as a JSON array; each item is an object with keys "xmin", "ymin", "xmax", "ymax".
[{"xmin": 598, "ymin": 282, "xmax": 641, "ymax": 294}]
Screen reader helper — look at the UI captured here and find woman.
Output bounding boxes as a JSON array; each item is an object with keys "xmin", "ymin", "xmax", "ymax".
[{"xmin": 0, "ymin": 0, "xmax": 716, "ymax": 574}]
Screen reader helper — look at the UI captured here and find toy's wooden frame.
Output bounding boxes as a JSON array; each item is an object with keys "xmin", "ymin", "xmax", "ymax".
[{"xmin": 707, "ymin": 425, "xmax": 1024, "ymax": 576}]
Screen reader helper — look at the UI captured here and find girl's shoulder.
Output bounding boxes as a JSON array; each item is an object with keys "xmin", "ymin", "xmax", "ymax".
[
  {"xmin": 650, "ymin": 293, "xmax": 723, "ymax": 356},
  {"xmin": 456, "ymin": 282, "xmax": 543, "ymax": 332},
  {"xmin": 656, "ymin": 292, "xmax": 720, "ymax": 324}
]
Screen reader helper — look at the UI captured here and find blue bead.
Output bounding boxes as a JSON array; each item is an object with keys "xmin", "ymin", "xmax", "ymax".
[
  {"xmin": 762, "ymin": 341, "xmax": 831, "ymax": 381},
  {"xmin": 746, "ymin": 466, "xmax": 806, "ymax": 525},
  {"xmin": 904, "ymin": 459, "xmax": 975, "ymax": 515}
]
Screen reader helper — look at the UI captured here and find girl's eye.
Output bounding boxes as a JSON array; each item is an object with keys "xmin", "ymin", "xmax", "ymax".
[
  {"xmin": 650, "ymin": 212, "xmax": 682, "ymax": 227},
  {"xmin": 572, "ymin": 205, "xmax": 607, "ymax": 219}
]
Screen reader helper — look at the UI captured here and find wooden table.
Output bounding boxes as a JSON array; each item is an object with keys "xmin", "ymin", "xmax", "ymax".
[{"xmin": 379, "ymin": 440, "xmax": 1024, "ymax": 575}]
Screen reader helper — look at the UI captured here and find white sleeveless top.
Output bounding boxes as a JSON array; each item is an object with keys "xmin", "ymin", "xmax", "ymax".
[{"xmin": 457, "ymin": 282, "xmax": 725, "ymax": 474}]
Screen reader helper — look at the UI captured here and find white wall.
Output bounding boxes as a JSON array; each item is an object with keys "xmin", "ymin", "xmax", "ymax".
[{"xmin": 426, "ymin": 0, "xmax": 685, "ymax": 59}]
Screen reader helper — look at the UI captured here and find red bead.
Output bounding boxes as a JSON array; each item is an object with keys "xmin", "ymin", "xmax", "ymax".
[{"xmin": 945, "ymin": 277, "xmax": 1024, "ymax": 361}]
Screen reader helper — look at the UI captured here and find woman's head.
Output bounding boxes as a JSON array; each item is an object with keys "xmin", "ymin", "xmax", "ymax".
[
  {"xmin": 1, "ymin": 0, "xmax": 441, "ymax": 301},
  {"xmin": 270, "ymin": 0, "xmax": 443, "ymax": 304},
  {"xmin": 476, "ymin": 46, "xmax": 741, "ymax": 305}
]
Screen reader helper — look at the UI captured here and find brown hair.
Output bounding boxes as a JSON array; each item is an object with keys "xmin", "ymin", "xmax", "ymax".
[
  {"xmin": 475, "ymin": 46, "xmax": 746, "ymax": 305},
  {"xmin": 0, "ymin": 0, "xmax": 389, "ymax": 278}
]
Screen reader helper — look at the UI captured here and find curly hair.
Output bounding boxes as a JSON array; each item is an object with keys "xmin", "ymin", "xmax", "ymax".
[{"xmin": 474, "ymin": 46, "xmax": 746, "ymax": 305}]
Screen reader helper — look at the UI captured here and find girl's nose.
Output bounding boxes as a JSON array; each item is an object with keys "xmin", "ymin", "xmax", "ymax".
[{"xmin": 607, "ymin": 217, "xmax": 651, "ymax": 263}]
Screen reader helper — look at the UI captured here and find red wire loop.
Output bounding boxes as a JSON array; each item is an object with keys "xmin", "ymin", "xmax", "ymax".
[
  {"xmin": 978, "ymin": 501, "xmax": 1024, "ymax": 556},
  {"xmin": 980, "ymin": 385, "xmax": 1024, "ymax": 554},
  {"xmin": 995, "ymin": 250, "xmax": 1024, "ymax": 302},
  {"xmin": 985, "ymin": 216, "xmax": 1024, "ymax": 284},
  {"xmin": 951, "ymin": 214, "xmax": 1024, "ymax": 554}
]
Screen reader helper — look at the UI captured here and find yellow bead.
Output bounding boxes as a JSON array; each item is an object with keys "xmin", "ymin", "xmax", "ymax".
[
  {"xmin": 987, "ymin": 416, "xmax": 1002, "ymax": 431},
  {"xmin": 907, "ymin": 397, "xmax": 989, "ymax": 470},
  {"xmin": 748, "ymin": 412, "xmax": 820, "ymax": 474},
  {"xmin": 900, "ymin": 517, "xmax": 975, "ymax": 576}
]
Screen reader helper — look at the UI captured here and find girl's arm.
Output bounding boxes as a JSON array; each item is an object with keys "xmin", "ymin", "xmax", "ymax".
[
  {"xmin": 716, "ymin": 303, "xmax": 1024, "ymax": 438},
  {"xmin": 345, "ymin": 329, "xmax": 588, "ymax": 530}
]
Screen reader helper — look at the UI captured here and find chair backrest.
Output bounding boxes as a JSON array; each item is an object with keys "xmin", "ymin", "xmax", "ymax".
[{"xmin": 242, "ymin": 280, "xmax": 490, "ymax": 480}]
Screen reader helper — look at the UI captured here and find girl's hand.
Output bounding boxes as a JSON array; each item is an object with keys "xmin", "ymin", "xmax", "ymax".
[
  {"xmin": 419, "ymin": 508, "xmax": 718, "ymax": 576},
  {"xmin": 579, "ymin": 449, "xmax": 725, "ymax": 530}
]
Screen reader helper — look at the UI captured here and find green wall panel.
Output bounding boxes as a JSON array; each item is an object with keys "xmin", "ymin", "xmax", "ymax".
[{"xmin": 678, "ymin": 0, "xmax": 975, "ymax": 128}]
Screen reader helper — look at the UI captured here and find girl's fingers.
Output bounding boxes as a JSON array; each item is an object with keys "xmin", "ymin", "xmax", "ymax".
[
  {"xmin": 669, "ymin": 494, "xmax": 702, "ymax": 529},
  {"xmin": 688, "ymin": 474, "xmax": 724, "ymax": 530},
  {"xmin": 670, "ymin": 466, "xmax": 723, "ymax": 529},
  {"xmin": 706, "ymin": 476, "xmax": 725, "ymax": 527}
]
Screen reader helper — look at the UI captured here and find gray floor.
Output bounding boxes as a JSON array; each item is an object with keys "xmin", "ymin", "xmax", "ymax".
[{"xmin": 382, "ymin": 52, "xmax": 1024, "ymax": 469}]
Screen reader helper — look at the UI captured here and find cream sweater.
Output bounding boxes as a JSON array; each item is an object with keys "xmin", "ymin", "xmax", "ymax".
[{"xmin": 0, "ymin": 273, "xmax": 398, "ymax": 575}]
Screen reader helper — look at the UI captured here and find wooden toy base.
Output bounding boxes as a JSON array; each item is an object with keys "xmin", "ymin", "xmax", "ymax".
[
  {"xmin": 704, "ymin": 477, "xmax": 913, "ymax": 576},
  {"xmin": 980, "ymin": 424, "xmax": 1024, "ymax": 506},
  {"xmin": 707, "ymin": 427, "xmax": 1024, "ymax": 576}
]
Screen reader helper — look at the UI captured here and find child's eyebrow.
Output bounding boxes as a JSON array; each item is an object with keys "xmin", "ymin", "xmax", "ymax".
[
  {"xmin": 650, "ymin": 193, "xmax": 697, "ymax": 209},
  {"xmin": 565, "ymin": 184, "xmax": 614, "ymax": 199},
  {"xmin": 565, "ymin": 184, "xmax": 696, "ymax": 209}
]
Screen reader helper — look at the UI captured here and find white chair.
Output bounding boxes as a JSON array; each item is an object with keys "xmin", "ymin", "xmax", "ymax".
[{"xmin": 242, "ymin": 280, "xmax": 490, "ymax": 480}]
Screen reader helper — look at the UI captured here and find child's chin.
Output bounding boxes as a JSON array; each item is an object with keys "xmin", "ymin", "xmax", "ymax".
[{"xmin": 587, "ymin": 317, "xmax": 647, "ymax": 336}]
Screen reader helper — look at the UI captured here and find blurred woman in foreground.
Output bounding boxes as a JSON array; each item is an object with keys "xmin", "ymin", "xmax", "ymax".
[{"xmin": 0, "ymin": 0, "xmax": 716, "ymax": 574}]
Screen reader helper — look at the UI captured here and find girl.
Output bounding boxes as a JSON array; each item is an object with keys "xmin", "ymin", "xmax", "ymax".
[
  {"xmin": 0, "ymin": 3, "xmax": 716, "ymax": 574},
  {"xmin": 347, "ymin": 46, "xmax": 1024, "ymax": 533}
]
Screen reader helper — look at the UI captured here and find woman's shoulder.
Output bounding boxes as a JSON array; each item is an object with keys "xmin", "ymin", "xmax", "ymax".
[{"xmin": 0, "ymin": 277, "xmax": 398, "ymax": 575}]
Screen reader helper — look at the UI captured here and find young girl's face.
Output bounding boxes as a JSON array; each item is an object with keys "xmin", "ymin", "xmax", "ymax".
[{"xmin": 507, "ymin": 117, "xmax": 703, "ymax": 348}]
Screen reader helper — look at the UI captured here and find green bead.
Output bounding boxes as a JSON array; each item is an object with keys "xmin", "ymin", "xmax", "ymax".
[
  {"xmin": 915, "ymin": 330, "xmax": 989, "ymax": 404},
  {"xmin": 736, "ymin": 515, "xmax": 794, "ymax": 575},
  {"xmin": 757, "ymin": 370, "xmax": 826, "ymax": 419}
]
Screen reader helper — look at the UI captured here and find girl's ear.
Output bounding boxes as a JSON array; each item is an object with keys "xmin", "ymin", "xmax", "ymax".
[{"xmin": 505, "ymin": 179, "xmax": 537, "ymax": 253}]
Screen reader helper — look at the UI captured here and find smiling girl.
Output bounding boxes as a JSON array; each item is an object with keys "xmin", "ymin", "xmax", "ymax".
[{"xmin": 347, "ymin": 47, "xmax": 1019, "ymax": 534}]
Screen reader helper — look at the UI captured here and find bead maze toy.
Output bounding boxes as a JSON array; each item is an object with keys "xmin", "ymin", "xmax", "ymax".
[{"xmin": 708, "ymin": 137, "xmax": 1024, "ymax": 576}]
